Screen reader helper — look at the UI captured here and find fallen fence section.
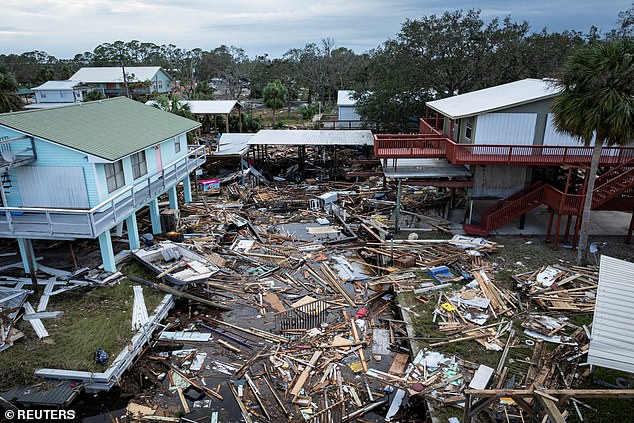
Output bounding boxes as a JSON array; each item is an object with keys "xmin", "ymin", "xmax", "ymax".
[{"xmin": 35, "ymin": 294, "xmax": 175, "ymax": 392}]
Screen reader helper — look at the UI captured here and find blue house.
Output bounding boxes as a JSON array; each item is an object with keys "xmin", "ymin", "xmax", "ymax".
[
  {"xmin": 0, "ymin": 97, "xmax": 203, "ymax": 272},
  {"xmin": 31, "ymin": 80, "xmax": 103, "ymax": 104},
  {"xmin": 336, "ymin": 90, "xmax": 365, "ymax": 128},
  {"xmin": 69, "ymin": 67, "xmax": 173, "ymax": 97}
]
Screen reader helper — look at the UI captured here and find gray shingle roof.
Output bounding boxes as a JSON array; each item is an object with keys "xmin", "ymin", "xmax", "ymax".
[{"xmin": 0, "ymin": 97, "xmax": 200, "ymax": 161}]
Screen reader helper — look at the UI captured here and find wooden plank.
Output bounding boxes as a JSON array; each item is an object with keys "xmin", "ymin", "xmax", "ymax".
[
  {"xmin": 176, "ymin": 388, "xmax": 190, "ymax": 414},
  {"xmin": 536, "ymin": 393, "xmax": 566, "ymax": 423},
  {"xmin": 290, "ymin": 350, "xmax": 322, "ymax": 397},
  {"xmin": 262, "ymin": 292, "xmax": 285, "ymax": 313},
  {"xmin": 388, "ymin": 353, "xmax": 409, "ymax": 376}
]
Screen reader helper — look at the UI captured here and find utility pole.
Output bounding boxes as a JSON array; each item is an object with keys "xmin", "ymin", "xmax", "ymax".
[{"xmin": 121, "ymin": 60, "xmax": 130, "ymax": 98}]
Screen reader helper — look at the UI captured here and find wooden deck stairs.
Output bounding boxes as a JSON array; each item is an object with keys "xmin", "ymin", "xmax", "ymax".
[{"xmin": 463, "ymin": 158, "xmax": 634, "ymax": 236}]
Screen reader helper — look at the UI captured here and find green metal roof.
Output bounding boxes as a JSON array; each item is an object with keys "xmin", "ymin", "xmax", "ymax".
[{"xmin": 0, "ymin": 97, "xmax": 200, "ymax": 161}]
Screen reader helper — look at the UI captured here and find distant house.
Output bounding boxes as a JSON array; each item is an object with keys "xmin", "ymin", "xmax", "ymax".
[
  {"xmin": 69, "ymin": 66, "xmax": 173, "ymax": 97},
  {"xmin": 0, "ymin": 97, "xmax": 203, "ymax": 272},
  {"xmin": 32, "ymin": 80, "xmax": 102, "ymax": 104},
  {"xmin": 336, "ymin": 90, "xmax": 364, "ymax": 128}
]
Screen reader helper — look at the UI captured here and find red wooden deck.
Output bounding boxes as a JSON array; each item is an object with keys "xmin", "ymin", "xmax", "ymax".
[{"xmin": 374, "ymin": 119, "xmax": 634, "ymax": 167}]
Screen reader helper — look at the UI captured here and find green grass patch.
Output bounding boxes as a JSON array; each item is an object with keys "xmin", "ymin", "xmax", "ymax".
[
  {"xmin": 398, "ymin": 290, "xmax": 502, "ymax": 370},
  {"xmin": 0, "ymin": 261, "xmax": 165, "ymax": 389}
]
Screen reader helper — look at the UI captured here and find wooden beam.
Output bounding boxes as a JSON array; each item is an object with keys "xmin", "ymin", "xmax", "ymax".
[
  {"xmin": 290, "ymin": 350, "xmax": 322, "ymax": 397},
  {"xmin": 536, "ymin": 394, "xmax": 566, "ymax": 423}
]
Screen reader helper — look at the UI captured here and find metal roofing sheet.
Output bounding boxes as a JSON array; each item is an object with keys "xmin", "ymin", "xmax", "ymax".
[
  {"xmin": 1, "ymin": 381, "xmax": 80, "ymax": 406},
  {"xmin": 145, "ymin": 100, "xmax": 241, "ymax": 115},
  {"xmin": 426, "ymin": 78, "xmax": 561, "ymax": 119},
  {"xmin": 213, "ymin": 133, "xmax": 253, "ymax": 156},
  {"xmin": 69, "ymin": 66, "xmax": 167, "ymax": 83},
  {"xmin": 0, "ymin": 97, "xmax": 200, "ymax": 161},
  {"xmin": 32, "ymin": 80, "xmax": 84, "ymax": 90},
  {"xmin": 587, "ymin": 255, "xmax": 634, "ymax": 373},
  {"xmin": 248, "ymin": 130, "xmax": 373, "ymax": 146},
  {"xmin": 382, "ymin": 158, "xmax": 472, "ymax": 179},
  {"xmin": 337, "ymin": 90, "xmax": 356, "ymax": 106},
  {"xmin": 184, "ymin": 100, "xmax": 241, "ymax": 114}
]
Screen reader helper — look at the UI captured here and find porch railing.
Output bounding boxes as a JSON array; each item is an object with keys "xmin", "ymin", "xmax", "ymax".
[
  {"xmin": 0, "ymin": 145, "xmax": 206, "ymax": 239},
  {"xmin": 373, "ymin": 118, "xmax": 634, "ymax": 166}
]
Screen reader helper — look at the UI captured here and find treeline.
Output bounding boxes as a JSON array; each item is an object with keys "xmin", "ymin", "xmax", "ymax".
[{"xmin": 1, "ymin": 7, "xmax": 632, "ymax": 129}]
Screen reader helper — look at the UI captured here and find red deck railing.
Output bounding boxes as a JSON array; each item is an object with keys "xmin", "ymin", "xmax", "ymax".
[
  {"xmin": 467, "ymin": 158, "xmax": 634, "ymax": 235},
  {"xmin": 374, "ymin": 118, "xmax": 634, "ymax": 167}
]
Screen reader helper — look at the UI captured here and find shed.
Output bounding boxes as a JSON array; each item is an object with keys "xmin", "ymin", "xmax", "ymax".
[
  {"xmin": 587, "ymin": 255, "xmax": 634, "ymax": 373},
  {"xmin": 145, "ymin": 100, "xmax": 243, "ymax": 133}
]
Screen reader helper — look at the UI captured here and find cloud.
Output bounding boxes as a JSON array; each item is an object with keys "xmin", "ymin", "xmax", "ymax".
[{"xmin": 0, "ymin": 0, "xmax": 626, "ymax": 58}]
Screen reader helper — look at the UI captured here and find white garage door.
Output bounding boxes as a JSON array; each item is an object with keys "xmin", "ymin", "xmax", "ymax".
[{"xmin": 17, "ymin": 166, "xmax": 89, "ymax": 208}]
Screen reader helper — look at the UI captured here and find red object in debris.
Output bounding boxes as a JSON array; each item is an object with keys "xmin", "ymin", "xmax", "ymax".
[
  {"xmin": 412, "ymin": 383, "xmax": 424, "ymax": 392},
  {"xmin": 355, "ymin": 308, "xmax": 368, "ymax": 319}
]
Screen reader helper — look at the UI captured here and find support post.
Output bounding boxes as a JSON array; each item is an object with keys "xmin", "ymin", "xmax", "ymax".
[
  {"xmin": 17, "ymin": 238, "xmax": 38, "ymax": 276},
  {"xmin": 182, "ymin": 174, "xmax": 192, "ymax": 204},
  {"xmin": 554, "ymin": 213, "xmax": 562, "ymax": 249},
  {"xmin": 395, "ymin": 179, "xmax": 403, "ymax": 232},
  {"xmin": 125, "ymin": 213, "xmax": 140, "ymax": 250},
  {"xmin": 564, "ymin": 215, "xmax": 573, "ymax": 243},
  {"xmin": 627, "ymin": 212, "xmax": 634, "ymax": 244},
  {"xmin": 546, "ymin": 209, "xmax": 555, "ymax": 242},
  {"xmin": 149, "ymin": 198, "xmax": 162, "ymax": 235},
  {"xmin": 168, "ymin": 185, "xmax": 178, "ymax": 210},
  {"xmin": 98, "ymin": 230, "xmax": 117, "ymax": 273},
  {"xmin": 519, "ymin": 213, "xmax": 526, "ymax": 230}
]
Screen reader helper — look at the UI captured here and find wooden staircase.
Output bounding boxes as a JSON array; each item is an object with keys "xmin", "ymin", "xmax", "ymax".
[{"xmin": 463, "ymin": 159, "xmax": 634, "ymax": 236}]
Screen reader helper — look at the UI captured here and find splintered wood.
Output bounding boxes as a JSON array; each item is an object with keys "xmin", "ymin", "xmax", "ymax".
[{"xmin": 514, "ymin": 265, "xmax": 598, "ymax": 312}]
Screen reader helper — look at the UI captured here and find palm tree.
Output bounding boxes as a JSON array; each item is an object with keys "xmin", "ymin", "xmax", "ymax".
[
  {"xmin": 153, "ymin": 94, "xmax": 194, "ymax": 120},
  {"xmin": 0, "ymin": 68, "xmax": 23, "ymax": 113},
  {"xmin": 552, "ymin": 38, "xmax": 634, "ymax": 264},
  {"xmin": 263, "ymin": 80, "xmax": 287, "ymax": 127},
  {"xmin": 36, "ymin": 65, "xmax": 55, "ymax": 84}
]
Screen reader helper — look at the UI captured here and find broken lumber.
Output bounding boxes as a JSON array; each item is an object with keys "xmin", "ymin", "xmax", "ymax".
[{"xmin": 129, "ymin": 276, "xmax": 232, "ymax": 311}]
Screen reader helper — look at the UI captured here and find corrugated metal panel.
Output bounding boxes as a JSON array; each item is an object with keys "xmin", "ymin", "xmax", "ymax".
[
  {"xmin": 337, "ymin": 90, "xmax": 356, "ymax": 106},
  {"xmin": 214, "ymin": 133, "xmax": 254, "ymax": 156},
  {"xmin": 69, "ymin": 66, "xmax": 163, "ymax": 83},
  {"xmin": 426, "ymin": 79, "xmax": 560, "ymax": 119},
  {"xmin": 248, "ymin": 130, "xmax": 373, "ymax": 146},
  {"xmin": 587, "ymin": 255, "xmax": 634, "ymax": 373},
  {"xmin": 474, "ymin": 113, "xmax": 537, "ymax": 145},
  {"xmin": 0, "ymin": 97, "xmax": 199, "ymax": 161},
  {"xmin": 17, "ymin": 166, "xmax": 89, "ymax": 208},
  {"xmin": 32, "ymin": 80, "xmax": 82, "ymax": 90},
  {"xmin": 543, "ymin": 113, "xmax": 599, "ymax": 147}
]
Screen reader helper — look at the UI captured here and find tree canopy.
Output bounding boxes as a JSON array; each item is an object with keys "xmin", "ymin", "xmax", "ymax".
[
  {"xmin": 0, "ymin": 67, "xmax": 23, "ymax": 113},
  {"xmin": 263, "ymin": 80, "xmax": 288, "ymax": 127},
  {"xmin": 552, "ymin": 37, "xmax": 634, "ymax": 264}
]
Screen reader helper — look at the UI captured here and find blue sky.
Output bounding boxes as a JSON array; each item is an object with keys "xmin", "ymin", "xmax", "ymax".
[{"xmin": 0, "ymin": 0, "xmax": 630, "ymax": 58}]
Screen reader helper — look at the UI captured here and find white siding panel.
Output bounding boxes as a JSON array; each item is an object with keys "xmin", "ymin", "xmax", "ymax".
[
  {"xmin": 17, "ymin": 166, "xmax": 89, "ymax": 208},
  {"xmin": 544, "ymin": 113, "xmax": 596, "ymax": 146},
  {"xmin": 588, "ymin": 255, "xmax": 634, "ymax": 373},
  {"xmin": 474, "ymin": 113, "xmax": 537, "ymax": 145}
]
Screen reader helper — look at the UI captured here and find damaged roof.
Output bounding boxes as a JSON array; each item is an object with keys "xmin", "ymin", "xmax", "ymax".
[
  {"xmin": 0, "ymin": 97, "xmax": 200, "ymax": 161},
  {"xmin": 248, "ymin": 130, "xmax": 373, "ymax": 146}
]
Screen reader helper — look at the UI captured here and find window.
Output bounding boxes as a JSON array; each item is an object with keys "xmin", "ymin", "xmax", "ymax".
[
  {"xmin": 465, "ymin": 117, "xmax": 474, "ymax": 140},
  {"xmin": 174, "ymin": 137, "xmax": 181, "ymax": 154},
  {"xmin": 131, "ymin": 151, "xmax": 147, "ymax": 180},
  {"xmin": 105, "ymin": 160, "xmax": 125, "ymax": 193},
  {"xmin": 158, "ymin": 80, "xmax": 163, "ymax": 89},
  {"xmin": 41, "ymin": 92, "xmax": 47, "ymax": 98}
]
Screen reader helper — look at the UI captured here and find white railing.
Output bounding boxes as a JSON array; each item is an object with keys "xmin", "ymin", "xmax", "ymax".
[{"xmin": 0, "ymin": 145, "xmax": 206, "ymax": 238}]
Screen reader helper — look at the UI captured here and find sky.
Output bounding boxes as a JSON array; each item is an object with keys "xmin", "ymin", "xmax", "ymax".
[{"xmin": 0, "ymin": 0, "xmax": 630, "ymax": 59}]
